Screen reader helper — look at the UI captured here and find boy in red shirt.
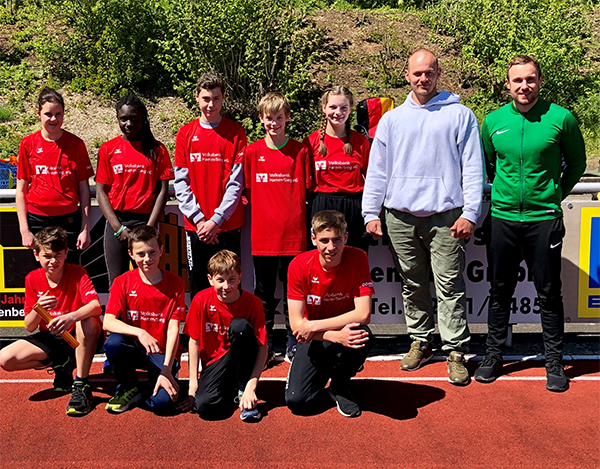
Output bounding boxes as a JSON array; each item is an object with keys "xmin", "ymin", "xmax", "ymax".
[
  {"xmin": 174, "ymin": 72, "xmax": 247, "ymax": 299},
  {"xmin": 286, "ymin": 210, "xmax": 374, "ymax": 418},
  {"xmin": 0, "ymin": 227, "xmax": 102, "ymax": 416},
  {"xmin": 103, "ymin": 225, "xmax": 186, "ymax": 414},
  {"xmin": 244, "ymin": 92, "xmax": 312, "ymax": 365},
  {"xmin": 183, "ymin": 250, "xmax": 267, "ymax": 421}
]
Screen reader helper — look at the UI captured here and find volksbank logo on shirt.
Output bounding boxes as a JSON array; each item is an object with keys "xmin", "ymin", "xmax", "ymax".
[
  {"xmin": 206, "ymin": 322, "xmax": 227, "ymax": 335},
  {"xmin": 113, "ymin": 164, "xmax": 124, "ymax": 174},
  {"xmin": 307, "ymin": 295, "xmax": 321, "ymax": 305},
  {"xmin": 256, "ymin": 173, "xmax": 268, "ymax": 183},
  {"xmin": 35, "ymin": 165, "xmax": 48, "ymax": 175},
  {"xmin": 315, "ymin": 161, "xmax": 327, "ymax": 171},
  {"xmin": 578, "ymin": 207, "xmax": 600, "ymax": 317},
  {"xmin": 127, "ymin": 310, "xmax": 139, "ymax": 321},
  {"xmin": 190, "ymin": 153, "xmax": 202, "ymax": 163}
]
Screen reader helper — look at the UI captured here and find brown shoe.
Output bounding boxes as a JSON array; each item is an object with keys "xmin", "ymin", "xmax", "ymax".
[
  {"xmin": 447, "ymin": 351, "xmax": 470, "ymax": 386},
  {"xmin": 401, "ymin": 340, "xmax": 433, "ymax": 371}
]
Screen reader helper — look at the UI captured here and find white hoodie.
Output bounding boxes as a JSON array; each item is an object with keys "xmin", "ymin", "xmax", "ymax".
[{"xmin": 362, "ymin": 91, "xmax": 484, "ymax": 224}]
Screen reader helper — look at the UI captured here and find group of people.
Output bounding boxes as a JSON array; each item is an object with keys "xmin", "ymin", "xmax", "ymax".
[{"xmin": 0, "ymin": 48, "xmax": 587, "ymax": 421}]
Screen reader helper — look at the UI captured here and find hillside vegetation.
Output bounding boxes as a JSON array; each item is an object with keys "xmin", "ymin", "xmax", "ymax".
[{"xmin": 1, "ymin": 0, "xmax": 599, "ymax": 166}]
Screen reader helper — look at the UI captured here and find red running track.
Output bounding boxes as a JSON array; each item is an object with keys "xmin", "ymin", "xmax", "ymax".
[{"xmin": 1, "ymin": 359, "xmax": 599, "ymax": 469}]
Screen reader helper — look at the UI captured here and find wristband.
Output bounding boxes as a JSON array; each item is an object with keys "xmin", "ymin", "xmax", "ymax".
[{"xmin": 114, "ymin": 225, "xmax": 125, "ymax": 237}]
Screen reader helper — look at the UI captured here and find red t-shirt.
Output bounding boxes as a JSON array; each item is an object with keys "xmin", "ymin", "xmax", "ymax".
[
  {"xmin": 303, "ymin": 131, "xmax": 370, "ymax": 193},
  {"xmin": 175, "ymin": 117, "xmax": 247, "ymax": 232},
  {"xmin": 17, "ymin": 131, "xmax": 94, "ymax": 216},
  {"xmin": 95, "ymin": 137, "xmax": 174, "ymax": 213},
  {"xmin": 244, "ymin": 138, "xmax": 312, "ymax": 255},
  {"xmin": 24, "ymin": 264, "xmax": 100, "ymax": 333},
  {"xmin": 105, "ymin": 269, "xmax": 186, "ymax": 354},
  {"xmin": 184, "ymin": 288, "xmax": 267, "ymax": 368},
  {"xmin": 287, "ymin": 247, "xmax": 375, "ymax": 320}
]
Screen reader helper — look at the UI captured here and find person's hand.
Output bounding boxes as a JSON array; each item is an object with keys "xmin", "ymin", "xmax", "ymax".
[
  {"xmin": 293, "ymin": 317, "xmax": 315, "ymax": 343},
  {"xmin": 450, "ymin": 217, "xmax": 475, "ymax": 239},
  {"xmin": 138, "ymin": 330, "xmax": 161, "ymax": 355},
  {"xmin": 117, "ymin": 227, "xmax": 131, "ymax": 247},
  {"xmin": 239, "ymin": 388, "xmax": 257, "ymax": 411},
  {"xmin": 334, "ymin": 323, "xmax": 369, "ymax": 348},
  {"xmin": 21, "ymin": 230, "xmax": 35, "ymax": 249},
  {"xmin": 198, "ymin": 220, "xmax": 219, "ymax": 244},
  {"xmin": 76, "ymin": 229, "xmax": 90, "ymax": 250},
  {"xmin": 48, "ymin": 313, "xmax": 76, "ymax": 335},
  {"xmin": 153, "ymin": 369, "xmax": 179, "ymax": 401},
  {"xmin": 37, "ymin": 293, "xmax": 58, "ymax": 312},
  {"xmin": 366, "ymin": 220, "xmax": 383, "ymax": 238}
]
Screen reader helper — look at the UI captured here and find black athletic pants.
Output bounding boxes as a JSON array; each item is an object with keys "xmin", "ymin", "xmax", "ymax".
[
  {"xmin": 486, "ymin": 216, "xmax": 566, "ymax": 363},
  {"xmin": 193, "ymin": 318, "xmax": 258, "ymax": 419},
  {"xmin": 28, "ymin": 210, "xmax": 82, "ymax": 265},
  {"xmin": 252, "ymin": 255, "xmax": 294, "ymax": 349},
  {"xmin": 186, "ymin": 228, "xmax": 241, "ymax": 301},
  {"xmin": 285, "ymin": 326, "xmax": 373, "ymax": 415},
  {"xmin": 103, "ymin": 211, "xmax": 150, "ymax": 286}
]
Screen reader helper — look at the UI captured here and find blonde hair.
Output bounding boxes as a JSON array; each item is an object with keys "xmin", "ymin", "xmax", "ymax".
[
  {"xmin": 207, "ymin": 250, "xmax": 242, "ymax": 276},
  {"xmin": 311, "ymin": 210, "xmax": 347, "ymax": 236},
  {"xmin": 258, "ymin": 92, "xmax": 291, "ymax": 117},
  {"xmin": 319, "ymin": 86, "xmax": 354, "ymax": 157}
]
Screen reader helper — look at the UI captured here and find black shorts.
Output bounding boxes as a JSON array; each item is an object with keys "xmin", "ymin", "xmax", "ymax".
[{"xmin": 21, "ymin": 331, "xmax": 75, "ymax": 367}]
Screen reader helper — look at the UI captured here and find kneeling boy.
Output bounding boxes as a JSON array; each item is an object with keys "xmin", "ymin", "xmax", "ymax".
[
  {"xmin": 285, "ymin": 210, "xmax": 375, "ymax": 417},
  {"xmin": 103, "ymin": 225, "xmax": 186, "ymax": 414},
  {"xmin": 184, "ymin": 250, "xmax": 267, "ymax": 421},
  {"xmin": 0, "ymin": 227, "xmax": 102, "ymax": 416}
]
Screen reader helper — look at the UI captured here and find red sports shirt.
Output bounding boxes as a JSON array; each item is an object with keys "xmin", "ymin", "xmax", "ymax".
[
  {"xmin": 96, "ymin": 137, "xmax": 174, "ymax": 214},
  {"xmin": 303, "ymin": 131, "xmax": 370, "ymax": 193},
  {"xmin": 105, "ymin": 269, "xmax": 186, "ymax": 354},
  {"xmin": 175, "ymin": 117, "xmax": 247, "ymax": 232},
  {"xmin": 17, "ymin": 131, "xmax": 94, "ymax": 216},
  {"xmin": 24, "ymin": 264, "xmax": 100, "ymax": 333},
  {"xmin": 287, "ymin": 247, "xmax": 375, "ymax": 320},
  {"xmin": 185, "ymin": 288, "xmax": 267, "ymax": 368},
  {"xmin": 244, "ymin": 138, "xmax": 312, "ymax": 255}
]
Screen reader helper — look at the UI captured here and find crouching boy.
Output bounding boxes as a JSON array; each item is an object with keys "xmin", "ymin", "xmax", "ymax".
[
  {"xmin": 183, "ymin": 250, "xmax": 267, "ymax": 421},
  {"xmin": 103, "ymin": 225, "xmax": 186, "ymax": 414},
  {"xmin": 285, "ymin": 210, "xmax": 375, "ymax": 418},
  {"xmin": 0, "ymin": 227, "xmax": 102, "ymax": 416}
]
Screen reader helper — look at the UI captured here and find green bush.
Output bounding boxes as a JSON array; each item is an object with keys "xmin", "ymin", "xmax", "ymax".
[{"xmin": 422, "ymin": 0, "xmax": 597, "ymax": 110}]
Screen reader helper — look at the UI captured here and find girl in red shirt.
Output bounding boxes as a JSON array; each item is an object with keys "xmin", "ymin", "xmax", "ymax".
[
  {"xmin": 96, "ymin": 95, "xmax": 174, "ymax": 285},
  {"xmin": 303, "ymin": 86, "xmax": 371, "ymax": 252},
  {"xmin": 16, "ymin": 87, "xmax": 94, "ymax": 265}
]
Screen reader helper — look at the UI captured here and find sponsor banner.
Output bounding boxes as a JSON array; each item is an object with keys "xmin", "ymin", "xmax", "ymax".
[{"xmin": 577, "ymin": 207, "xmax": 600, "ymax": 318}]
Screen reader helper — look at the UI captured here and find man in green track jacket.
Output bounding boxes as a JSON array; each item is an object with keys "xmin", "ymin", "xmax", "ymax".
[{"xmin": 475, "ymin": 55, "xmax": 586, "ymax": 392}]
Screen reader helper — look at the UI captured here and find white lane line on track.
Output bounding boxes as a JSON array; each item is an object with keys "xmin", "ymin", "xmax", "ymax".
[{"xmin": 2, "ymin": 376, "xmax": 599, "ymax": 384}]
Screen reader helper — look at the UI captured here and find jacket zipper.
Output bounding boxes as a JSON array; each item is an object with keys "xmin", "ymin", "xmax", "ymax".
[{"xmin": 519, "ymin": 115, "xmax": 525, "ymax": 221}]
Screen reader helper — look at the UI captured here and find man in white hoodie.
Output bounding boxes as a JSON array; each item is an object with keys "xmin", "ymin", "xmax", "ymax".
[{"xmin": 362, "ymin": 49, "xmax": 484, "ymax": 385}]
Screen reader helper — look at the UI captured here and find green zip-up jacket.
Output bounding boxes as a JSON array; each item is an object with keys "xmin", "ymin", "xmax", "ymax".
[{"xmin": 481, "ymin": 98, "xmax": 586, "ymax": 222}]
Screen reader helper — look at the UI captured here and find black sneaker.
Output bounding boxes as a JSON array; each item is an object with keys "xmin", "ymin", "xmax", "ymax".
[
  {"xmin": 264, "ymin": 349, "xmax": 277, "ymax": 370},
  {"xmin": 51, "ymin": 355, "xmax": 75, "ymax": 393},
  {"xmin": 546, "ymin": 361, "xmax": 569, "ymax": 392},
  {"xmin": 284, "ymin": 344, "xmax": 297, "ymax": 364},
  {"xmin": 328, "ymin": 386, "xmax": 361, "ymax": 418},
  {"xmin": 66, "ymin": 381, "xmax": 92, "ymax": 416},
  {"xmin": 474, "ymin": 355, "xmax": 503, "ymax": 383}
]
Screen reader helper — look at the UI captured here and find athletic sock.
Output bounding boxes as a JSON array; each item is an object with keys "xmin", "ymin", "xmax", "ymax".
[{"xmin": 74, "ymin": 376, "xmax": 89, "ymax": 385}]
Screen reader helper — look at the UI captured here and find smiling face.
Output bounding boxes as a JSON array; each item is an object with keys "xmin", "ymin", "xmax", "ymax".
[
  {"xmin": 323, "ymin": 94, "xmax": 351, "ymax": 131},
  {"xmin": 129, "ymin": 239, "xmax": 163, "ymax": 276},
  {"xmin": 260, "ymin": 109, "xmax": 289, "ymax": 142},
  {"xmin": 37, "ymin": 101, "xmax": 64, "ymax": 139},
  {"xmin": 208, "ymin": 269, "xmax": 241, "ymax": 303},
  {"xmin": 117, "ymin": 104, "xmax": 143, "ymax": 141},
  {"xmin": 312, "ymin": 227, "xmax": 347, "ymax": 269},
  {"xmin": 405, "ymin": 50, "xmax": 441, "ymax": 106},
  {"xmin": 34, "ymin": 246, "xmax": 67, "ymax": 277},
  {"xmin": 195, "ymin": 87, "xmax": 224, "ymax": 123},
  {"xmin": 506, "ymin": 63, "xmax": 542, "ymax": 112}
]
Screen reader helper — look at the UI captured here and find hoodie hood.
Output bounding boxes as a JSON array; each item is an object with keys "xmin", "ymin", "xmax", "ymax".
[{"xmin": 405, "ymin": 90, "xmax": 461, "ymax": 109}]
